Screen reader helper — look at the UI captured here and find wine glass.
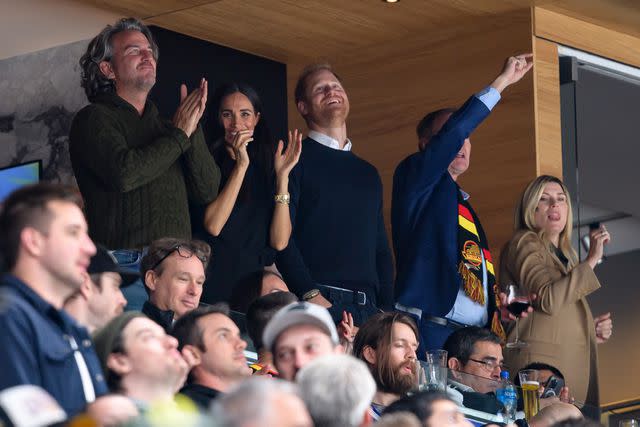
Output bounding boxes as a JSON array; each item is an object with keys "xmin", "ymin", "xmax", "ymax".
[{"xmin": 505, "ymin": 283, "xmax": 531, "ymax": 348}]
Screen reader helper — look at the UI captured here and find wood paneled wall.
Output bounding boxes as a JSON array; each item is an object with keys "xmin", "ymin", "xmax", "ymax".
[{"xmin": 287, "ymin": 8, "xmax": 538, "ymax": 266}]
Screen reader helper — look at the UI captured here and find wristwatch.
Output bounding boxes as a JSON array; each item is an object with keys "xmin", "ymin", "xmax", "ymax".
[
  {"xmin": 274, "ymin": 193, "xmax": 290, "ymax": 205},
  {"xmin": 302, "ymin": 289, "xmax": 320, "ymax": 301}
]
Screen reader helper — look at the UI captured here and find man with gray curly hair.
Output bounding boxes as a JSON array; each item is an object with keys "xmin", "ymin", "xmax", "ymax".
[
  {"xmin": 296, "ymin": 354, "xmax": 376, "ymax": 427},
  {"xmin": 210, "ymin": 377, "xmax": 313, "ymax": 427},
  {"xmin": 69, "ymin": 18, "xmax": 220, "ymax": 310}
]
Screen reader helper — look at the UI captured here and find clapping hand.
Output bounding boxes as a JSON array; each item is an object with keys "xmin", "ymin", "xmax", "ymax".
[
  {"xmin": 173, "ymin": 78, "xmax": 208, "ymax": 137},
  {"xmin": 274, "ymin": 129, "xmax": 303, "ymax": 179},
  {"xmin": 491, "ymin": 54, "xmax": 534, "ymax": 93}
]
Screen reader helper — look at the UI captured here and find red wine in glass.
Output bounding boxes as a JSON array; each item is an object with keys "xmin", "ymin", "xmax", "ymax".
[
  {"xmin": 507, "ymin": 300, "xmax": 531, "ymax": 316},
  {"xmin": 505, "ymin": 284, "xmax": 530, "ymax": 348}
]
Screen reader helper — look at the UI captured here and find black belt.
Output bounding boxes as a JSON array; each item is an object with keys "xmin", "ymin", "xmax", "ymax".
[
  {"xmin": 318, "ymin": 284, "xmax": 369, "ymax": 306},
  {"xmin": 424, "ymin": 315, "xmax": 467, "ymax": 330}
]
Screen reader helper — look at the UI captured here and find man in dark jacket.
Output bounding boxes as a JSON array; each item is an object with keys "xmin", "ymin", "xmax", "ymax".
[
  {"xmin": 139, "ymin": 237, "xmax": 210, "ymax": 332},
  {"xmin": 0, "ymin": 183, "xmax": 107, "ymax": 417},
  {"xmin": 392, "ymin": 54, "xmax": 533, "ymax": 352}
]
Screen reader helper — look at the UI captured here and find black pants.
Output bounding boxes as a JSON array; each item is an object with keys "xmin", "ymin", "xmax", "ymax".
[{"xmin": 318, "ymin": 284, "xmax": 381, "ymax": 326}]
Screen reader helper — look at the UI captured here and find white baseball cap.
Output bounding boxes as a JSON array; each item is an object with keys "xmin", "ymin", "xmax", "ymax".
[{"xmin": 262, "ymin": 302, "xmax": 339, "ymax": 352}]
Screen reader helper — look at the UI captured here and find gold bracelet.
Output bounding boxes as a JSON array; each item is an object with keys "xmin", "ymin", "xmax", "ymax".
[
  {"xmin": 302, "ymin": 289, "xmax": 320, "ymax": 301},
  {"xmin": 274, "ymin": 193, "xmax": 290, "ymax": 205}
]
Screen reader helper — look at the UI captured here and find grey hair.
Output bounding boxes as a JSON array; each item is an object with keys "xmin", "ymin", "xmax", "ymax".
[
  {"xmin": 296, "ymin": 354, "xmax": 376, "ymax": 427},
  {"xmin": 79, "ymin": 17, "xmax": 159, "ymax": 101},
  {"xmin": 210, "ymin": 377, "xmax": 302, "ymax": 427}
]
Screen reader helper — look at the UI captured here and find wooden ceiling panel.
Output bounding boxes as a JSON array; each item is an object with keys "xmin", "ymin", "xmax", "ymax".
[
  {"xmin": 80, "ymin": 0, "xmax": 217, "ymax": 19},
  {"xmin": 139, "ymin": 0, "xmax": 532, "ymax": 62}
]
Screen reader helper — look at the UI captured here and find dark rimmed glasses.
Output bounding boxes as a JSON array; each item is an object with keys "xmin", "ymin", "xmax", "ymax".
[
  {"xmin": 468, "ymin": 358, "xmax": 507, "ymax": 372},
  {"xmin": 150, "ymin": 244, "xmax": 208, "ymax": 271}
]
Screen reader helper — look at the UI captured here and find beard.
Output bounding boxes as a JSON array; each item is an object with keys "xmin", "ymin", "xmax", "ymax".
[{"xmin": 376, "ymin": 360, "xmax": 417, "ymax": 396}]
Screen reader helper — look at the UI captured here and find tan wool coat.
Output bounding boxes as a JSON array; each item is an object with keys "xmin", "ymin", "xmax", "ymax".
[{"xmin": 500, "ymin": 230, "xmax": 601, "ymax": 407}]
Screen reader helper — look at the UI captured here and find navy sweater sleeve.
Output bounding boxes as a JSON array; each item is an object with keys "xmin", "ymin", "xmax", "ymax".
[
  {"xmin": 392, "ymin": 96, "xmax": 491, "ymax": 268},
  {"xmin": 277, "ymin": 159, "xmax": 316, "ymax": 296}
]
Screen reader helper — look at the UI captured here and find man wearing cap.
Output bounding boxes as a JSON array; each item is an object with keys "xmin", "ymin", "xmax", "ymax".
[
  {"xmin": 139, "ymin": 237, "xmax": 210, "ymax": 332},
  {"xmin": 262, "ymin": 301, "xmax": 343, "ymax": 381},
  {"xmin": 93, "ymin": 312, "xmax": 190, "ymax": 409},
  {"xmin": 0, "ymin": 183, "xmax": 107, "ymax": 417},
  {"xmin": 64, "ymin": 244, "xmax": 138, "ymax": 333}
]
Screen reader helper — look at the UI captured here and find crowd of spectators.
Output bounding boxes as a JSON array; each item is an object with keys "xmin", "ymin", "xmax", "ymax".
[{"xmin": 0, "ymin": 16, "xmax": 614, "ymax": 427}]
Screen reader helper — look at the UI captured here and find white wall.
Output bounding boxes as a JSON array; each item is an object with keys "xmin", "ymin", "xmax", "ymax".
[{"xmin": 0, "ymin": 0, "xmax": 120, "ymax": 60}]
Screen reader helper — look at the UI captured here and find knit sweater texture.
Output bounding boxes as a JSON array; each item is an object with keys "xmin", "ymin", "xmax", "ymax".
[
  {"xmin": 70, "ymin": 92, "xmax": 220, "ymax": 249},
  {"xmin": 277, "ymin": 137, "xmax": 394, "ymax": 308}
]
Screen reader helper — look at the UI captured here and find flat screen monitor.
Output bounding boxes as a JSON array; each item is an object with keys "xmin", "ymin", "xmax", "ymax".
[{"xmin": 0, "ymin": 160, "xmax": 42, "ymax": 202}]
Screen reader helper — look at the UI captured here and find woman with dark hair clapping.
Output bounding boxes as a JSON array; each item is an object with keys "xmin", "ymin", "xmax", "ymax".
[{"xmin": 196, "ymin": 82, "xmax": 300, "ymax": 304}]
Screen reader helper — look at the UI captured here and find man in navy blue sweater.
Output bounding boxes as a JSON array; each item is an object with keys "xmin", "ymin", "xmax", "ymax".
[
  {"xmin": 392, "ymin": 55, "xmax": 533, "ymax": 352},
  {"xmin": 277, "ymin": 64, "xmax": 394, "ymax": 325}
]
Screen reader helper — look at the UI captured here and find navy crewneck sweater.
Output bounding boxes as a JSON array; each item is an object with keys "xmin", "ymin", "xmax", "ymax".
[{"xmin": 277, "ymin": 137, "xmax": 394, "ymax": 309}]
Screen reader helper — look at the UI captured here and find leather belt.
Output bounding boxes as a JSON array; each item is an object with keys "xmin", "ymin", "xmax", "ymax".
[
  {"xmin": 319, "ymin": 284, "xmax": 368, "ymax": 306},
  {"xmin": 395, "ymin": 303, "xmax": 467, "ymax": 330}
]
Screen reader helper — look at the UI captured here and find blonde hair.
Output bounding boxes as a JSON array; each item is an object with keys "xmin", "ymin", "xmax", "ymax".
[{"xmin": 514, "ymin": 175, "xmax": 578, "ymax": 267}]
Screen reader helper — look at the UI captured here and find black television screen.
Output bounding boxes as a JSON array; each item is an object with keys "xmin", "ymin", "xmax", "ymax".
[{"xmin": 0, "ymin": 160, "xmax": 42, "ymax": 202}]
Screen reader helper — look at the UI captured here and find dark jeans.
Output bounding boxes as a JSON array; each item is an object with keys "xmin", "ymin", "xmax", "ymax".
[
  {"xmin": 111, "ymin": 248, "xmax": 148, "ymax": 312},
  {"xmin": 318, "ymin": 285, "xmax": 380, "ymax": 326}
]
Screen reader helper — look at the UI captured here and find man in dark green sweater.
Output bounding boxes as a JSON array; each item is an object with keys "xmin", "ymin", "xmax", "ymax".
[{"xmin": 70, "ymin": 18, "xmax": 220, "ymax": 309}]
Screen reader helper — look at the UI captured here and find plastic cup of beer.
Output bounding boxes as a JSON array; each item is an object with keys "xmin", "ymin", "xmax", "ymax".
[{"xmin": 518, "ymin": 369, "xmax": 540, "ymax": 421}]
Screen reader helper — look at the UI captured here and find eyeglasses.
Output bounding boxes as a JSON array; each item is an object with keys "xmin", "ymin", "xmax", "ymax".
[
  {"xmin": 467, "ymin": 358, "xmax": 506, "ymax": 372},
  {"xmin": 150, "ymin": 244, "xmax": 208, "ymax": 271}
]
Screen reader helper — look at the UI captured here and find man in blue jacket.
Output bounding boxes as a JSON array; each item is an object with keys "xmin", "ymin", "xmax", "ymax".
[
  {"xmin": 392, "ymin": 54, "xmax": 533, "ymax": 352},
  {"xmin": 0, "ymin": 183, "xmax": 107, "ymax": 417}
]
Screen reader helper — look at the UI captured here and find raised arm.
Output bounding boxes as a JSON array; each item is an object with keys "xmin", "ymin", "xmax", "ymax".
[
  {"xmin": 269, "ymin": 129, "xmax": 302, "ymax": 251},
  {"xmin": 508, "ymin": 231, "xmax": 601, "ymax": 315},
  {"xmin": 203, "ymin": 130, "xmax": 253, "ymax": 236}
]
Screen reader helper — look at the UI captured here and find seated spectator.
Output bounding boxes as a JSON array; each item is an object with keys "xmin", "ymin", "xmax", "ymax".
[
  {"xmin": 246, "ymin": 291, "xmax": 299, "ymax": 375},
  {"xmin": 171, "ymin": 304, "xmax": 252, "ymax": 410},
  {"xmin": 384, "ymin": 391, "xmax": 473, "ymax": 427},
  {"xmin": 85, "ymin": 394, "xmax": 140, "ymax": 426},
  {"xmin": 0, "ymin": 183, "xmax": 106, "ymax": 417},
  {"xmin": 210, "ymin": 377, "xmax": 313, "ymax": 427},
  {"xmin": 140, "ymin": 238, "xmax": 210, "ymax": 332},
  {"xmin": 297, "ymin": 354, "xmax": 376, "ymax": 427},
  {"xmin": 530, "ymin": 403, "xmax": 584, "ymax": 427},
  {"xmin": 353, "ymin": 312, "xmax": 420, "ymax": 420},
  {"xmin": 443, "ymin": 326, "xmax": 503, "ymax": 395},
  {"xmin": 64, "ymin": 244, "xmax": 137, "ymax": 333},
  {"xmin": 548, "ymin": 417, "xmax": 603, "ymax": 427},
  {"xmin": 375, "ymin": 412, "xmax": 422, "ymax": 427},
  {"xmin": 229, "ymin": 270, "xmax": 290, "ymax": 313},
  {"xmin": 93, "ymin": 312, "xmax": 189, "ymax": 411},
  {"xmin": 515, "ymin": 362, "xmax": 573, "ymax": 405},
  {"xmin": 262, "ymin": 301, "xmax": 343, "ymax": 381}
]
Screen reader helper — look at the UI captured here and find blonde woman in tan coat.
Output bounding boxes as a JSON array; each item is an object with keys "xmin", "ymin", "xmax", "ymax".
[{"xmin": 500, "ymin": 175, "xmax": 612, "ymax": 407}]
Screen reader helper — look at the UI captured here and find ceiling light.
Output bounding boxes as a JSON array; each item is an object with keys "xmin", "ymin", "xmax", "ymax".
[{"xmin": 383, "ymin": 0, "xmax": 399, "ymax": 3}]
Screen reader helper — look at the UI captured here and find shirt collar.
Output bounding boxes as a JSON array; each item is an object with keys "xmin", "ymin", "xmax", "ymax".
[
  {"xmin": 308, "ymin": 130, "xmax": 352, "ymax": 151},
  {"xmin": 1, "ymin": 273, "xmax": 81, "ymax": 333}
]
